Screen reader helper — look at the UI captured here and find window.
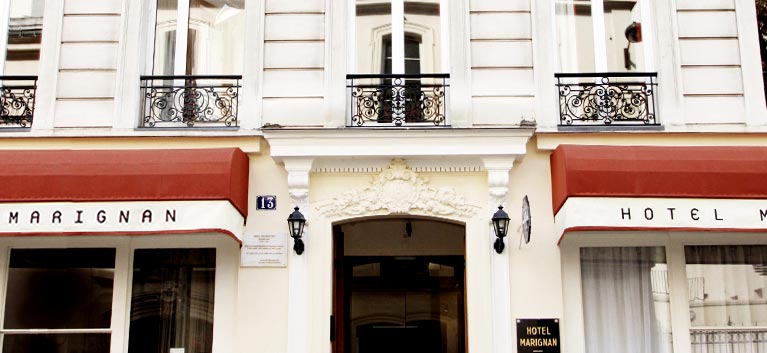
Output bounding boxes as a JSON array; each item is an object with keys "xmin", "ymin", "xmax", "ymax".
[
  {"xmin": 141, "ymin": 0, "xmax": 244, "ymax": 128},
  {"xmin": 686, "ymin": 245, "xmax": 767, "ymax": 352},
  {"xmin": 353, "ymin": 0, "xmax": 444, "ymax": 75},
  {"xmin": 570, "ymin": 241, "xmax": 767, "ymax": 353},
  {"xmin": 1, "ymin": 0, "xmax": 44, "ymax": 76},
  {"xmin": 580, "ymin": 247, "xmax": 673, "ymax": 353},
  {"xmin": 347, "ymin": 0, "xmax": 449, "ymax": 126},
  {"xmin": 0, "ymin": 236, "xmax": 235, "ymax": 353},
  {"xmin": 2, "ymin": 249, "xmax": 115, "ymax": 353},
  {"xmin": 554, "ymin": 0, "xmax": 653, "ymax": 73}
]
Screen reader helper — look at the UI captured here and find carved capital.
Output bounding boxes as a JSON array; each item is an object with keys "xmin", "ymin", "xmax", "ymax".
[{"xmin": 315, "ymin": 159, "xmax": 480, "ymax": 219}]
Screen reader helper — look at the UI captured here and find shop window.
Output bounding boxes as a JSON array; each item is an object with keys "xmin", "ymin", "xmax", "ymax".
[
  {"xmin": 686, "ymin": 245, "xmax": 767, "ymax": 352},
  {"xmin": 347, "ymin": 0, "xmax": 449, "ymax": 126},
  {"xmin": 128, "ymin": 248, "xmax": 216, "ymax": 353},
  {"xmin": 140, "ymin": 0, "xmax": 244, "ymax": 128},
  {"xmin": 579, "ymin": 247, "xmax": 673, "ymax": 353},
  {"xmin": 0, "ymin": 245, "xmax": 222, "ymax": 353},
  {"xmin": 2, "ymin": 248, "xmax": 115, "ymax": 353},
  {"xmin": 0, "ymin": 0, "xmax": 43, "ymax": 128}
]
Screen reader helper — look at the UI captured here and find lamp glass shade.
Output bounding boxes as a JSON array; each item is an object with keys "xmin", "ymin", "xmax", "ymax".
[
  {"xmin": 492, "ymin": 206, "xmax": 510, "ymax": 239},
  {"xmin": 287, "ymin": 206, "xmax": 306, "ymax": 239}
]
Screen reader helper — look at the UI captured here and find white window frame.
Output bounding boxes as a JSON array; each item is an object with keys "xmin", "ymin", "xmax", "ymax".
[
  {"xmin": 553, "ymin": 0, "xmax": 657, "ymax": 73},
  {"xmin": 0, "ymin": 233, "xmax": 239, "ymax": 353},
  {"xmin": 561, "ymin": 231, "xmax": 767, "ymax": 353},
  {"xmin": 348, "ymin": 0, "xmax": 450, "ymax": 74},
  {"xmin": 0, "ymin": 0, "xmax": 11, "ymax": 75}
]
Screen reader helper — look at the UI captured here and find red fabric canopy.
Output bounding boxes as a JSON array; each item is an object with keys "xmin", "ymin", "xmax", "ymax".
[
  {"xmin": 0, "ymin": 148, "xmax": 249, "ymax": 217},
  {"xmin": 550, "ymin": 145, "xmax": 767, "ymax": 214}
]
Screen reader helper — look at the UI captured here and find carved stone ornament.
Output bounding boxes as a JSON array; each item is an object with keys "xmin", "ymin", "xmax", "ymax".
[{"xmin": 315, "ymin": 159, "xmax": 480, "ymax": 218}]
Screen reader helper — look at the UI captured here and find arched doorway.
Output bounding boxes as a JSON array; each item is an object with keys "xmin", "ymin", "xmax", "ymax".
[{"xmin": 332, "ymin": 218, "xmax": 466, "ymax": 353}]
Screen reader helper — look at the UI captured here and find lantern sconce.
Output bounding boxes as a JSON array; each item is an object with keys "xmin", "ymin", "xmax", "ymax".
[
  {"xmin": 492, "ymin": 205, "xmax": 510, "ymax": 254},
  {"xmin": 287, "ymin": 206, "xmax": 306, "ymax": 255}
]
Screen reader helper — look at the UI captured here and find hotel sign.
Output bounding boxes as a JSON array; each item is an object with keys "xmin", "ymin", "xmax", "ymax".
[
  {"xmin": 516, "ymin": 318, "xmax": 560, "ymax": 353},
  {"xmin": 0, "ymin": 200, "xmax": 245, "ymax": 241},
  {"xmin": 555, "ymin": 198, "xmax": 767, "ymax": 238}
]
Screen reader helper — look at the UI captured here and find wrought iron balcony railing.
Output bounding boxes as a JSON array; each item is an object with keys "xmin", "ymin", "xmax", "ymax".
[
  {"xmin": 691, "ymin": 328, "xmax": 767, "ymax": 353},
  {"xmin": 0, "ymin": 76, "xmax": 37, "ymax": 128},
  {"xmin": 347, "ymin": 74, "xmax": 449, "ymax": 127},
  {"xmin": 555, "ymin": 72, "xmax": 658, "ymax": 127},
  {"xmin": 139, "ymin": 75, "xmax": 241, "ymax": 128}
]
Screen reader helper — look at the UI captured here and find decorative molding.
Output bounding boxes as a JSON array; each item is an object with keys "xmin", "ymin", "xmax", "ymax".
[
  {"xmin": 483, "ymin": 158, "xmax": 515, "ymax": 210},
  {"xmin": 284, "ymin": 158, "xmax": 314, "ymax": 210},
  {"xmin": 315, "ymin": 159, "xmax": 480, "ymax": 218}
]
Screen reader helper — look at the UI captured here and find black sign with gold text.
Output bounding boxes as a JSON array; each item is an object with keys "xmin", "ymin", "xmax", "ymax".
[{"xmin": 516, "ymin": 318, "xmax": 560, "ymax": 353}]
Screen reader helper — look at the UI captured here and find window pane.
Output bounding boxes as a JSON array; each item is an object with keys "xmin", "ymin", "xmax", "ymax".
[
  {"xmin": 686, "ymin": 246, "xmax": 767, "ymax": 327},
  {"xmin": 404, "ymin": 0, "xmax": 439, "ymax": 73},
  {"xmin": 604, "ymin": 0, "xmax": 644, "ymax": 72},
  {"xmin": 581, "ymin": 247, "xmax": 673, "ymax": 353},
  {"xmin": 153, "ymin": 0, "xmax": 179, "ymax": 75},
  {"xmin": 555, "ymin": 0, "xmax": 595, "ymax": 72},
  {"xmin": 356, "ymin": 0, "xmax": 392, "ymax": 74},
  {"xmin": 4, "ymin": 0, "xmax": 45, "ymax": 75},
  {"xmin": 2, "ymin": 333, "xmax": 111, "ymax": 353},
  {"xmin": 128, "ymin": 248, "xmax": 216, "ymax": 353},
  {"xmin": 4, "ymin": 248, "xmax": 115, "ymax": 330},
  {"xmin": 187, "ymin": 0, "xmax": 244, "ymax": 75}
]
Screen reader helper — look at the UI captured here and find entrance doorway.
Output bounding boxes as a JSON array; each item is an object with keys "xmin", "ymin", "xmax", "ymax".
[{"xmin": 333, "ymin": 218, "xmax": 466, "ymax": 353}]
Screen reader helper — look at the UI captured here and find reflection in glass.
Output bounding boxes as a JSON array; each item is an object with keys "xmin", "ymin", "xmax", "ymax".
[
  {"xmin": 153, "ymin": 0, "xmax": 244, "ymax": 75},
  {"xmin": 4, "ymin": 0, "xmax": 45, "ymax": 75},
  {"xmin": 347, "ymin": 257, "xmax": 464, "ymax": 353},
  {"xmin": 555, "ymin": 0, "xmax": 595, "ymax": 73},
  {"xmin": 604, "ymin": 0, "xmax": 644, "ymax": 72},
  {"xmin": 1, "ymin": 248, "xmax": 115, "ymax": 353},
  {"xmin": 355, "ymin": 0, "xmax": 441, "ymax": 74},
  {"xmin": 128, "ymin": 248, "xmax": 216, "ymax": 353},
  {"xmin": 686, "ymin": 246, "xmax": 767, "ymax": 327},
  {"xmin": 580, "ymin": 247, "xmax": 673, "ymax": 353}
]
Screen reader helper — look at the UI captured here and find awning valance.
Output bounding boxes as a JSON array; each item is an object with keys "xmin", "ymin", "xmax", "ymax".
[
  {"xmin": 0, "ymin": 148, "xmax": 249, "ymax": 217},
  {"xmin": 551, "ymin": 145, "xmax": 767, "ymax": 215}
]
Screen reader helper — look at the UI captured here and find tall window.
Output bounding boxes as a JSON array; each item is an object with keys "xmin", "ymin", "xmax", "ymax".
[
  {"xmin": 554, "ymin": 0, "xmax": 652, "ymax": 73},
  {"xmin": 151, "ymin": 0, "xmax": 244, "ymax": 76},
  {"xmin": 353, "ymin": 0, "xmax": 445, "ymax": 74},
  {"xmin": 580, "ymin": 247, "xmax": 673, "ymax": 353},
  {"xmin": 1, "ymin": 0, "xmax": 44, "ymax": 75}
]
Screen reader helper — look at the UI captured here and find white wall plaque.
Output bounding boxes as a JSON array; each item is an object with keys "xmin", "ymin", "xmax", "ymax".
[{"xmin": 240, "ymin": 233, "xmax": 288, "ymax": 267}]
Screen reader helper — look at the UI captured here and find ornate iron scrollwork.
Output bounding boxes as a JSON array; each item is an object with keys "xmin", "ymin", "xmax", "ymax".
[
  {"xmin": 347, "ymin": 74, "xmax": 449, "ymax": 127},
  {"xmin": 0, "ymin": 76, "xmax": 37, "ymax": 128},
  {"xmin": 556, "ymin": 73, "xmax": 658, "ymax": 126},
  {"xmin": 140, "ymin": 75, "xmax": 241, "ymax": 128}
]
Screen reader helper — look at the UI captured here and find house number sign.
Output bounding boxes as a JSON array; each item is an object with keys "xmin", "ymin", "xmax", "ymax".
[{"xmin": 256, "ymin": 195, "xmax": 277, "ymax": 210}]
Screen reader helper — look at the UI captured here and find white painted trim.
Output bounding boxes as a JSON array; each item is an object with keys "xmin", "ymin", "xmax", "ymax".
[
  {"xmin": 238, "ymin": 0, "xmax": 263, "ymax": 130},
  {"xmin": 0, "ymin": 0, "xmax": 10, "ymax": 74},
  {"xmin": 30, "ymin": 0, "xmax": 63, "ymax": 131},
  {"xmin": 736, "ymin": 0, "xmax": 767, "ymax": 126},
  {"xmin": 173, "ymin": 0, "xmax": 190, "ymax": 76},
  {"xmin": 653, "ymin": 0, "xmax": 684, "ymax": 127},
  {"xmin": 667, "ymin": 241, "xmax": 692, "ymax": 353},
  {"xmin": 559, "ymin": 244, "xmax": 585, "ymax": 353},
  {"xmin": 264, "ymin": 128, "xmax": 533, "ymax": 163},
  {"xmin": 591, "ymin": 0, "xmax": 608, "ymax": 72},
  {"xmin": 391, "ymin": 0, "xmax": 404, "ymax": 74},
  {"xmin": 534, "ymin": 0, "xmax": 558, "ymax": 129}
]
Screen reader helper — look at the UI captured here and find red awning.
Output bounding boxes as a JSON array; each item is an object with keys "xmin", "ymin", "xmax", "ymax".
[
  {"xmin": 550, "ymin": 145, "xmax": 767, "ymax": 214},
  {"xmin": 0, "ymin": 148, "xmax": 249, "ymax": 217}
]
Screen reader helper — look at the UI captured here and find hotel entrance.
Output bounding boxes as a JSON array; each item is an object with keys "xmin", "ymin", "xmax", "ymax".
[{"xmin": 333, "ymin": 218, "xmax": 466, "ymax": 353}]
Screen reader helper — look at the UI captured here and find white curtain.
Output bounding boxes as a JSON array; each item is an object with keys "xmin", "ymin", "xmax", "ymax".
[{"xmin": 581, "ymin": 247, "xmax": 671, "ymax": 353}]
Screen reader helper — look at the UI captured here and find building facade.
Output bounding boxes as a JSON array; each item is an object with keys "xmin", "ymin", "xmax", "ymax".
[{"xmin": 0, "ymin": 0, "xmax": 766, "ymax": 353}]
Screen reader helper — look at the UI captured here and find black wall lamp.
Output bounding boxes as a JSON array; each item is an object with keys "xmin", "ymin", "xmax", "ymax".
[
  {"xmin": 287, "ymin": 206, "xmax": 306, "ymax": 255},
  {"xmin": 492, "ymin": 205, "xmax": 510, "ymax": 254}
]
